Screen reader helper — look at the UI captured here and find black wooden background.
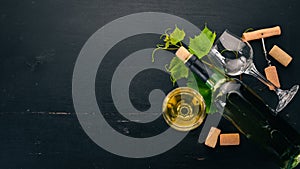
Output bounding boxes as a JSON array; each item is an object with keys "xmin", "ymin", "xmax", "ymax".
[{"xmin": 1, "ymin": 0, "xmax": 300, "ymax": 169}]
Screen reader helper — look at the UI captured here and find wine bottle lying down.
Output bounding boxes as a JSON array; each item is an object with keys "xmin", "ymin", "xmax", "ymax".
[{"xmin": 176, "ymin": 46, "xmax": 300, "ymax": 169}]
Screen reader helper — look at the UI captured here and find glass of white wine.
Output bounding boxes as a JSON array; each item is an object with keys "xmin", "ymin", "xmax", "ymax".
[{"xmin": 162, "ymin": 87, "xmax": 206, "ymax": 131}]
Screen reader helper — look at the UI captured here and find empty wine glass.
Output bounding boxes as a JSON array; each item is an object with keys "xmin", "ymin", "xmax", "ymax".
[{"xmin": 210, "ymin": 30, "xmax": 299, "ymax": 114}]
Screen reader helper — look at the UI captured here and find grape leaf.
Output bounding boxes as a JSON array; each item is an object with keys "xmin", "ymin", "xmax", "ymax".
[
  {"xmin": 170, "ymin": 26, "xmax": 185, "ymax": 45},
  {"xmin": 189, "ymin": 25, "xmax": 216, "ymax": 59},
  {"xmin": 167, "ymin": 57, "xmax": 189, "ymax": 84},
  {"xmin": 152, "ymin": 26, "xmax": 185, "ymax": 62}
]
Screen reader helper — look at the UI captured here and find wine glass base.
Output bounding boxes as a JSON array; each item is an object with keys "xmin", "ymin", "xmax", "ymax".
[{"xmin": 275, "ymin": 85, "xmax": 299, "ymax": 113}]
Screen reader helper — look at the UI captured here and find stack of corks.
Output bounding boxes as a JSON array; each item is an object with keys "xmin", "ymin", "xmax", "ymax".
[{"xmin": 242, "ymin": 26, "xmax": 293, "ymax": 90}]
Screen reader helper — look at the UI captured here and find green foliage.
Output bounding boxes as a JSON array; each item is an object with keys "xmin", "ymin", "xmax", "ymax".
[
  {"xmin": 188, "ymin": 25, "xmax": 216, "ymax": 59},
  {"xmin": 170, "ymin": 26, "xmax": 185, "ymax": 45},
  {"xmin": 153, "ymin": 24, "xmax": 216, "ymax": 112},
  {"xmin": 166, "ymin": 57, "xmax": 189, "ymax": 85},
  {"xmin": 152, "ymin": 26, "xmax": 185, "ymax": 62}
]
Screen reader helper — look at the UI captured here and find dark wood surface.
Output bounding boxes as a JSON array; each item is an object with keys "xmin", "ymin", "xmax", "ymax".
[{"xmin": 1, "ymin": 0, "xmax": 300, "ymax": 168}]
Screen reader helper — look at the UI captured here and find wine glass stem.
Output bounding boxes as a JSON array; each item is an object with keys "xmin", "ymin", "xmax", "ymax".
[{"xmin": 245, "ymin": 62, "xmax": 278, "ymax": 91}]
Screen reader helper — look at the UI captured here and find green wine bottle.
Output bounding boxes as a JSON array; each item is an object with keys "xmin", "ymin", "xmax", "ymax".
[{"xmin": 176, "ymin": 46, "xmax": 300, "ymax": 169}]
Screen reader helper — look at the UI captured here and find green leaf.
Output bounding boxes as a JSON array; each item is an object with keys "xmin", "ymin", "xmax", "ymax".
[
  {"xmin": 167, "ymin": 57, "xmax": 189, "ymax": 83},
  {"xmin": 170, "ymin": 26, "xmax": 185, "ymax": 45},
  {"xmin": 187, "ymin": 72, "xmax": 212, "ymax": 112},
  {"xmin": 152, "ymin": 26, "xmax": 185, "ymax": 62},
  {"xmin": 188, "ymin": 25, "xmax": 216, "ymax": 59}
]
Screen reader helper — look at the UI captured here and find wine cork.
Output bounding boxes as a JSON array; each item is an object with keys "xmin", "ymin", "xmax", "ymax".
[
  {"xmin": 205, "ymin": 127, "xmax": 221, "ymax": 148},
  {"xmin": 176, "ymin": 46, "xmax": 192, "ymax": 62},
  {"xmin": 220, "ymin": 133, "xmax": 240, "ymax": 146},
  {"xmin": 269, "ymin": 45, "xmax": 292, "ymax": 67},
  {"xmin": 242, "ymin": 26, "xmax": 281, "ymax": 41},
  {"xmin": 264, "ymin": 66, "xmax": 280, "ymax": 90}
]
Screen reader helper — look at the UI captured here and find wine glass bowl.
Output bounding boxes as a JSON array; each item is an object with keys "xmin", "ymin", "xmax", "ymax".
[{"xmin": 212, "ymin": 30, "xmax": 253, "ymax": 76}]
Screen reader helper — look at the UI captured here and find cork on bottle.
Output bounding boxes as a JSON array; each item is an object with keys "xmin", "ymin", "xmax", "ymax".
[
  {"xmin": 265, "ymin": 66, "xmax": 281, "ymax": 90},
  {"xmin": 176, "ymin": 46, "xmax": 192, "ymax": 62},
  {"xmin": 205, "ymin": 127, "xmax": 221, "ymax": 148},
  {"xmin": 242, "ymin": 26, "xmax": 281, "ymax": 41},
  {"xmin": 219, "ymin": 133, "xmax": 240, "ymax": 146},
  {"xmin": 269, "ymin": 45, "xmax": 292, "ymax": 67}
]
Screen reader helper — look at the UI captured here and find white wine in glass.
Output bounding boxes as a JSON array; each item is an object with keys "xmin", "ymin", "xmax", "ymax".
[{"xmin": 162, "ymin": 87, "xmax": 206, "ymax": 131}]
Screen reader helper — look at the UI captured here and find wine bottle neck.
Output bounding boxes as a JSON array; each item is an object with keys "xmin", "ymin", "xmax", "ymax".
[
  {"xmin": 185, "ymin": 55, "xmax": 227, "ymax": 90},
  {"xmin": 206, "ymin": 73, "xmax": 227, "ymax": 90}
]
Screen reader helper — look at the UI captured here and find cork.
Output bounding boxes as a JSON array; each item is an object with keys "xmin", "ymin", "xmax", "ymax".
[
  {"xmin": 265, "ymin": 66, "xmax": 281, "ymax": 90},
  {"xmin": 176, "ymin": 46, "xmax": 192, "ymax": 62},
  {"xmin": 269, "ymin": 45, "xmax": 292, "ymax": 67},
  {"xmin": 242, "ymin": 26, "xmax": 281, "ymax": 41},
  {"xmin": 205, "ymin": 127, "xmax": 221, "ymax": 148},
  {"xmin": 220, "ymin": 133, "xmax": 240, "ymax": 146}
]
